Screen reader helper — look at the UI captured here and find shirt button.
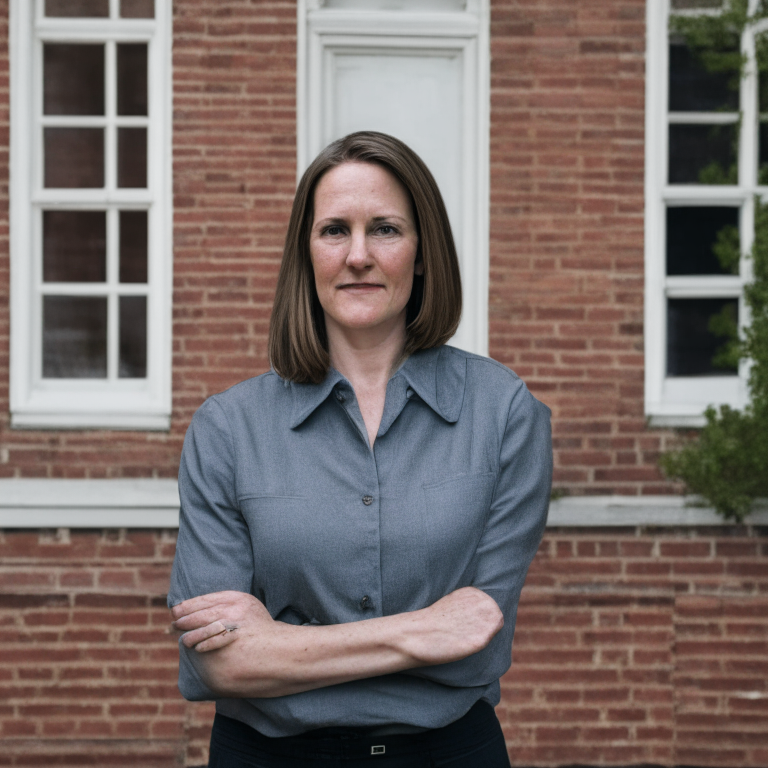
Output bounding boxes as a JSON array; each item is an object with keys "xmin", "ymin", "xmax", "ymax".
[
  {"xmin": 360, "ymin": 595, "xmax": 372, "ymax": 610},
  {"xmin": 362, "ymin": 495, "xmax": 373, "ymax": 506},
  {"xmin": 335, "ymin": 391, "xmax": 345, "ymax": 402}
]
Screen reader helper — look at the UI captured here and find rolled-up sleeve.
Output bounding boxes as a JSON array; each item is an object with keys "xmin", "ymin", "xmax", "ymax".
[
  {"xmin": 169, "ymin": 397, "xmax": 253, "ymax": 700},
  {"xmin": 407, "ymin": 383, "xmax": 552, "ymax": 687}
]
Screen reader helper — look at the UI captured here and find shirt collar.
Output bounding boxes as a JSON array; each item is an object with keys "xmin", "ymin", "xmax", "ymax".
[
  {"xmin": 288, "ymin": 346, "xmax": 465, "ymax": 429},
  {"xmin": 288, "ymin": 368, "xmax": 345, "ymax": 429},
  {"xmin": 398, "ymin": 346, "xmax": 465, "ymax": 423}
]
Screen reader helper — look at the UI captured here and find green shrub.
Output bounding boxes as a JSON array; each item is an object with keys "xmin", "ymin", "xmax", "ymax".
[{"xmin": 660, "ymin": 199, "xmax": 768, "ymax": 521}]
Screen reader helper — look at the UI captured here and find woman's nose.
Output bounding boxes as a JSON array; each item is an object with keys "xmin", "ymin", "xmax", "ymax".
[{"xmin": 345, "ymin": 232, "xmax": 372, "ymax": 269}]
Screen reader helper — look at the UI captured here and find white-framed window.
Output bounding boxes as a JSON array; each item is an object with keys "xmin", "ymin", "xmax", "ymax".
[
  {"xmin": 644, "ymin": 0, "xmax": 765, "ymax": 426},
  {"xmin": 10, "ymin": 0, "xmax": 172, "ymax": 430},
  {"xmin": 298, "ymin": 0, "xmax": 490, "ymax": 356}
]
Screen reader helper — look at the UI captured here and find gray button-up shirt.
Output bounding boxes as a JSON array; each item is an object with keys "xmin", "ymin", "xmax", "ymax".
[{"xmin": 169, "ymin": 345, "xmax": 552, "ymax": 737}]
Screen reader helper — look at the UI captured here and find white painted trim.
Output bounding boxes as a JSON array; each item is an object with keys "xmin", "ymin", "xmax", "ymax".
[
  {"xmin": 306, "ymin": 10, "xmax": 480, "ymax": 37},
  {"xmin": 548, "ymin": 495, "xmax": 768, "ymax": 527},
  {"xmin": 0, "ymin": 481, "xmax": 764, "ymax": 529},
  {"xmin": 9, "ymin": 0, "xmax": 173, "ymax": 431},
  {"xmin": 644, "ymin": 0, "xmax": 751, "ymax": 426},
  {"xmin": 0, "ymin": 479, "xmax": 179, "ymax": 528},
  {"xmin": 297, "ymin": 1, "xmax": 490, "ymax": 356}
]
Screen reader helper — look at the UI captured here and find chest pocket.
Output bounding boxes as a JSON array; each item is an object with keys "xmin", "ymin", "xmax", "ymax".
[{"xmin": 421, "ymin": 472, "xmax": 496, "ymax": 599}]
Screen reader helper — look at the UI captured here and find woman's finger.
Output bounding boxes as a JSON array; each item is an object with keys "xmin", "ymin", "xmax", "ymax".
[
  {"xmin": 192, "ymin": 628, "xmax": 239, "ymax": 653},
  {"xmin": 180, "ymin": 620, "xmax": 239, "ymax": 649},
  {"xmin": 173, "ymin": 605, "xmax": 234, "ymax": 632},
  {"xmin": 170, "ymin": 590, "xmax": 249, "ymax": 621}
]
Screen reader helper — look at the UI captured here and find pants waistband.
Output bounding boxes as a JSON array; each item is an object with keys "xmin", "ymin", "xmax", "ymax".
[{"xmin": 211, "ymin": 700, "xmax": 500, "ymax": 761}]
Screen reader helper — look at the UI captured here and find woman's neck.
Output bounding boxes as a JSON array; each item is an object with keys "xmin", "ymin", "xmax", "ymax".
[
  {"xmin": 327, "ymin": 321, "xmax": 406, "ymax": 447},
  {"xmin": 327, "ymin": 322, "xmax": 406, "ymax": 391}
]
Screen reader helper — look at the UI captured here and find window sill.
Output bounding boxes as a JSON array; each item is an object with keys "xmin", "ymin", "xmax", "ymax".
[
  {"xmin": 11, "ymin": 411, "xmax": 170, "ymax": 431},
  {"xmin": 1, "ymin": 481, "xmax": 766, "ymax": 529},
  {"xmin": 0, "ymin": 479, "xmax": 179, "ymax": 528}
]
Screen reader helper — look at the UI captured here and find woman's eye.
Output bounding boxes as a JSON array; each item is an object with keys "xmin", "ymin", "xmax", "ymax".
[
  {"xmin": 376, "ymin": 225, "xmax": 397, "ymax": 235},
  {"xmin": 325, "ymin": 226, "xmax": 344, "ymax": 236}
]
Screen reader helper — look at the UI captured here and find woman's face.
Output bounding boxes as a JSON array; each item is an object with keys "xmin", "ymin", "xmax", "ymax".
[{"xmin": 309, "ymin": 161, "xmax": 422, "ymax": 344}]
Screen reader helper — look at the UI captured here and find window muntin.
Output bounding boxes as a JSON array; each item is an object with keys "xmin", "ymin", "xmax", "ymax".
[{"xmin": 10, "ymin": 0, "xmax": 171, "ymax": 429}]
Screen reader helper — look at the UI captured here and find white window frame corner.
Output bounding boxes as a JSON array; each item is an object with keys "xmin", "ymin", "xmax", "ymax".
[{"xmin": 9, "ymin": 0, "xmax": 173, "ymax": 431}]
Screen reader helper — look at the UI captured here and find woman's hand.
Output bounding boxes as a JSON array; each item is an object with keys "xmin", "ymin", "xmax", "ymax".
[{"xmin": 170, "ymin": 591, "xmax": 273, "ymax": 653}]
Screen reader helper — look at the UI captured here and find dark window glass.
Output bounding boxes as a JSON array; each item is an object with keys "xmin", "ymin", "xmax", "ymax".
[
  {"xmin": 760, "ymin": 69, "xmax": 768, "ymax": 114},
  {"xmin": 119, "ymin": 296, "xmax": 147, "ymax": 378},
  {"xmin": 759, "ymin": 122, "xmax": 768, "ymax": 185},
  {"xmin": 668, "ymin": 123, "xmax": 737, "ymax": 184},
  {"xmin": 43, "ymin": 296, "xmax": 107, "ymax": 378},
  {"xmin": 666, "ymin": 207, "xmax": 739, "ymax": 275},
  {"xmin": 667, "ymin": 298, "xmax": 739, "ymax": 376},
  {"xmin": 43, "ymin": 211, "xmax": 106, "ymax": 283},
  {"xmin": 117, "ymin": 44, "xmax": 148, "ymax": 116},
  {"xmin": 117, "ymin": 128, "xmax": 147, "ymax": 188},
  {"xmin": 119, "ymin": 211, "xmax": 148, "ymax": 283},
  {"xmin": 44, "ymin": 128, "xmax": 104, "ymax": 188},
  {"xmin": 669, "ymin": 44, "xmax": 738, "ymax": 112},
  {"xmin": 45, "ymin": 0, "xmax": 109, "ymax": 16},
  {"xmin": 121, "ymin": 0, "xmax": 155, "ymax": 17},
  {"xmin": 44, "ymin": 44, "xmax": 104, "ymax": 116}
]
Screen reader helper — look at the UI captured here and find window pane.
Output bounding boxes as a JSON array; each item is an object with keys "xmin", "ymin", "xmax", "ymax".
[
  {"xmin": 667, "ymin": 298, "xmax": 739, "ymax": 376},
  {"xmin": 44, "ymin": 44, "xmax": 104, "ymax": 116},
  {"xmin": 120, "ymin": 0, "xmax": 155, "ymax": 17},
  {"xmin": 119, "ymin": 296, "xmax": 147, "ymax": 378},
  {"xmin": 760, "ymin": 67, "xmax": 768, "ymax": 114},
  {"xmin": 117, "ymin": 128, "xmax": 147, "ymax": 188},
  {"xmin": 43, "ymin": 211, "xmax": 106, "ymax": 283},
  {"xmin": 45, "ymin": 0, "xmax": 109, "ymax": 16},
  {"xmin": 668, "ymin": 123, "xmax": 737, "ymax": 184},
  {"xmin": 759, "ymin": 122, "xmax": 768, "ymax": 185},
  {"xmin": 43, "ymin": 296, "xmax": 107, "ymax": 378},
  {"xmin": 666, "ymin": 207, "xmax": 739, "ymax": 276},
  {"xmin": 668, "ymin": 44, "xmax": 737, "ymax": 112},
  {"xmin": 44, "ymin": 128, "xmax": 104, "ymax": 188},
  {"xmin": 119, "ymin": 211, "xmax": 148, "ymax": 283},
  {"xmin": 117, "ymin": 44, "xmax": 148, "ymax": 116}
]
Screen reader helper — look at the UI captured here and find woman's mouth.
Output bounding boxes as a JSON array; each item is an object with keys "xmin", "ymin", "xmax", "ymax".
[{"xmin": 338, "ymin": 283, "xmax": 384, "ymax": 292}]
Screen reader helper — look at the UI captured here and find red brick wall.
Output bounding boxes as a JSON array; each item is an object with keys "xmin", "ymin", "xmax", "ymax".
[
  {"xmin": 0, "ymin": 0, "xmax": 684, "ymax": 494},
  {"xmin": 1, "ymin": 526, "xmax": 766, "ymax": 767},
  {"xmin": 488, "ymin": 0, "xmax": 677, "ymax": 496}
]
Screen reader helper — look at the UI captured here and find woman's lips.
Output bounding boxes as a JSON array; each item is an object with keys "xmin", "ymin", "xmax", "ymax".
[{"xmin": 338, "ymin": 283, "xmax": 384, "ymax": 293}]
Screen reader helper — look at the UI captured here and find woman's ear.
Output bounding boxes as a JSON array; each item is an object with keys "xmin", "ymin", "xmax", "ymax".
[{"xmin": 414, "ymin": 260, "xmax": 424, "ymax": 276}]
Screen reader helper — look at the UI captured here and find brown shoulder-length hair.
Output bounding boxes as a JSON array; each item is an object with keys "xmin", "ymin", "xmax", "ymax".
[{"xmin": 268, "ymin": 131, "xmax": 462, "ymax": 384}]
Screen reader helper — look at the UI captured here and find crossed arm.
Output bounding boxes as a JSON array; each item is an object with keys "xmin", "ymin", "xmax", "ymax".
[{"xmin": 170, "ymin": 586, "xmax": 503, "ymax": 699}]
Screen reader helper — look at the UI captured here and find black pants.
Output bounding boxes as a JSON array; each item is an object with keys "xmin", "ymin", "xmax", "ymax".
[{"xmin": 208, "ymin": 701, "xmax": 512, "ymax": 767}]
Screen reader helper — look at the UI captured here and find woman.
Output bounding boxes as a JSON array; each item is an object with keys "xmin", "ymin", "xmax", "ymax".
[{"xmin": 169, "ymin": 131, "xmax": 552, "ymax": 767}]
